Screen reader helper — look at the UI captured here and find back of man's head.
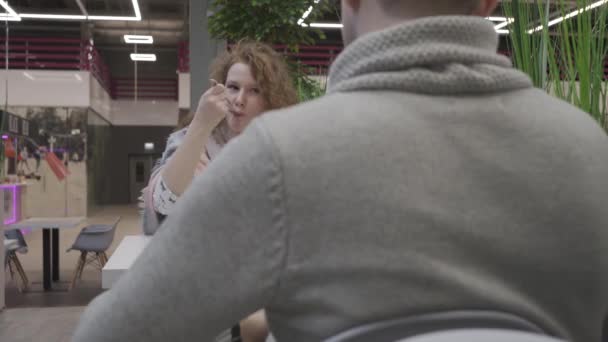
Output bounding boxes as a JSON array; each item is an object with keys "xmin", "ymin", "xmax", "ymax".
[
  {"xmin": 341, "ymin": 0, "xmax": 498, "ymax": 45},
  {"xmin": 378, "ymin": 0, "xmax": 480, "ymax": 16}
]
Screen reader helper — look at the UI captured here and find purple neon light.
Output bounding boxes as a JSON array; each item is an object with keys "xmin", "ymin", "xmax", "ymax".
[
  {"xmin": 1, "ymin": 135, "xmax": 8, "ymax": 140},
  {"xmin": 0, "ymin": 184, "xmax": 18, "ymax": 225}
]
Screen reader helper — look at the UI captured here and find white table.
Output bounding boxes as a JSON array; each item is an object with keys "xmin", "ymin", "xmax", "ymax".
[
  {"xmin": 102, "ymin": 235, "xmax": 152, "ymax": 289},
  {"xmin": 6, "ymin": 217, "xmax": 84, "ymax": 291}
]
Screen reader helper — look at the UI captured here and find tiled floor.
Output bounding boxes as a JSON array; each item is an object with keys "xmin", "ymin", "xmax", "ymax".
[
  {"xmin": 0, "ymin": 307, "xmax": 85, "ymax": 342},
  {"xmin": 1, "ymin": 205, "xmax": 142, "ymax": 342}
]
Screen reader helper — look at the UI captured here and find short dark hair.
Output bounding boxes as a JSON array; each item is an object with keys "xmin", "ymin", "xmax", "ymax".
[{"xmin": 379, "ymin": 0, "xmax": 479, "ymax": 16}]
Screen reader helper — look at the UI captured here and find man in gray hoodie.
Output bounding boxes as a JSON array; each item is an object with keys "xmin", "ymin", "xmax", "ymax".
[{"xmin": 73, "ymin": 0, "xmax": 608, "ymax": 341}]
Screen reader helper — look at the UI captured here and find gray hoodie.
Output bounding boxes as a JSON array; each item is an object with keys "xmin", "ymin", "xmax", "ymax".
[{"xmin": 73, "ymin": 16, "xmax": 608, "ymax": 342}]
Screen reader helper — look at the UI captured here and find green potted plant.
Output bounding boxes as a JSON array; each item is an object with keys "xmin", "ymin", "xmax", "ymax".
[
  {"xmin": 503, "ymin": 0, "xmax": 608, "ymax": 131},
  {"xmin": 208, "ymin": 0, "xmax": 334, "ymax": 101}
]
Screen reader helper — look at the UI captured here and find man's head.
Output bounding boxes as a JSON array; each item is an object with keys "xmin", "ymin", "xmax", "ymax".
[{"xmin": 341, "ymin": 0, "xmax": 499, "ymax": 45}]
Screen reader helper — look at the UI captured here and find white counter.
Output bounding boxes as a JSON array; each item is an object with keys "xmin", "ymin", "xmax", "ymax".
[{"xmin": 102, "ymin": 235, "xmax": 152, "ymax": 289}]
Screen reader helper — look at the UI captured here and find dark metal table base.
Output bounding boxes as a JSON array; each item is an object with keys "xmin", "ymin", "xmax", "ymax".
[{"xmin": 42, "ymin": 227, "xmax": 61, "ymax": 291}]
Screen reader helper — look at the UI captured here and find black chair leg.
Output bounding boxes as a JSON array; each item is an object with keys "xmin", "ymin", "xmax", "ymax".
[
  {"xmin": 69, "ymin": 251, "xmax": 87, "ymax": 290},
  {"xmin": 6, "ymin": 257, "xmax": 15, "ymax": 281},
  {"xmin": 11, "ymin": 253, "xmax": 29, "ymax": 291}
]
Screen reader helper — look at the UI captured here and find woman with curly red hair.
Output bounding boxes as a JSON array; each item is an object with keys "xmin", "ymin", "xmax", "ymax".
[{"xmin": 141, "ymin": 41, "xmax": 297, "ymax": 342}]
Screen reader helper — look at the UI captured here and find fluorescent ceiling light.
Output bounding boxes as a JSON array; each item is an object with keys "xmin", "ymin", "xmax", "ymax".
[
  {"xmin": 309, "ymin": 22, "xmax": 343, "ymax": 29},
  {"xmin": 17, "ymin": 0, "xmax": 141, "ymax": 22},
  {"xmin": 306, "ymin": 17, "xmax": 513, "ymax": 30},
  {"xmin": 131, "ymin": 0, "xmax": 142, "ymax": 20},
  {"xmin": 0, "ymin": 14, "xmax": 21, "ymax": 21},
  {"xmin": 494, "ymin": 18, "xmax": 515, "ymax": 31},
  {"xmin": 124, "ymin": 35, "xmax": 153, "ymax": 44},
  {"xmin": 87, "ymin": 15, "xmax": 141, "ymax": 21},
  {"xmin": 20, "ymin": 13, "xmax": 86, "ymax": 20},
  {"xmin": 131, "ymin": 53, "xmax": 156, "ymax": 62},
  {"xmin": 529, "ymin": 0, "xmax": 608, "ymax": 33},
  {"xmin": 76, "ymin": 0, "xmax": 88, "ymax": 16},
  {"xmin": 298, "ymin": 0, "xmax": 321, "ymax": 26},
  {"xmin": 486, "ymin": 16, "xmax": 509, "ymax": 22},
  {"xmin": 0, "ymin": 0, "xmax": 21, "ymax": 21},
  {"xmin": 0, "ymin": 0, "xmax": 18, "ymax": 16}
]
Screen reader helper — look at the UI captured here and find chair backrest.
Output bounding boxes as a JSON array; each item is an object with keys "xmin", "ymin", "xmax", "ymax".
[
  {"xmin": 401, "ymin": 329, "xmax": 566, "ymax": 342},
  {"xmin": 324, "ymin": 311, "xmax": 549, "ymax": 342},
  {"xmin": 4, "ymin": 229, "xmax": 28, "ymax": 253},
  {"xmin": 92, "ymin": 216, "xmax": 121, "ymax": 248},
  {"xmin": 70, "ymin": 217, "xmax": 122, "ymax": 253},
  {"xmin": 102, "ymin": 217, "xmax": 121, "ymax": 251},
  {"xmin": 109, "ymin": 216, "xmax": 121, "ymax": 239},
  {"xmin": 112, "ymin": 216, "xmax": 122, "ymax": 227}
]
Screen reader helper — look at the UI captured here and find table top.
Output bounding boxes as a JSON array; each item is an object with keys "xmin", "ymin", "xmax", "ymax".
[
  {"xmin": 6, "ymin": 217, "xmax": 85, "ymax": 231},
  {"xmin": 102, "ymin": 235, "xmax": 152, "ymax": 289},
  {"xmin": 103, "ymin": 235, "xmax": 152, "ymax": 272}
]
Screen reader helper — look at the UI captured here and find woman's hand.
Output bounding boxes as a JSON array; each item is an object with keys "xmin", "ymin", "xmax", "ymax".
[
  {"xmin": 192, "ymin": 79, "xmax": 229, "ymax": 132},
  {"xmin": 240, "ymin": 310, "xmax": 269, "ymax": 342},
  {"xmin": 157, "ymin": 80, "xmax": 229, "ymax": 197}
]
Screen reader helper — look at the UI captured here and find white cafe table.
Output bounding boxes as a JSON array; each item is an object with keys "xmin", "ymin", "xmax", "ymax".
[
  {"xmin": 102, "ymin": 235, "xmax": 152, "ymax": 289},
  {"xmin": 101, "ymin": 235, "xmax": 238, "ymax": 342},
  {"xmin": 6, "ymin": 217, "xmax": 84, "ymax": 291}
]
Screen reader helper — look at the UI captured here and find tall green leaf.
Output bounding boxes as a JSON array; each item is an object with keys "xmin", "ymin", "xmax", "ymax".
[{"xmin": 504, "ymin": 0, "xmax": 608, "ymax": 131}]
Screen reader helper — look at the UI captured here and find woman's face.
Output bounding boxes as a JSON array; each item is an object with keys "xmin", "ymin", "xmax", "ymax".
[{"xmin": 225, "ymin": 62, "xmax": 266, "ymax": 135}]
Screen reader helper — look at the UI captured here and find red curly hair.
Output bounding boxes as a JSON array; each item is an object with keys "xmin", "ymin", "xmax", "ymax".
[
  {"xmin": 210, "ymin": 40, "xmax": 298, "ymax": 111},
  {"xmin": 181, "ymin": 41, "xmax": 298, "ymax": 142}
]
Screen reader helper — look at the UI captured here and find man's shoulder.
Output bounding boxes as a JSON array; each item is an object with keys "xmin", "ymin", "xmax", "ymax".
[
  {"xmin": 264, "ymin": 92, "xmax": 355, "ymax": 119},
  {"xmin": 514, "ymin": 88, "xmax": 607, "ymax": 140},
  {"xmin": 259, "ymin": 91, "xmax": 388, "ymax": 131}
]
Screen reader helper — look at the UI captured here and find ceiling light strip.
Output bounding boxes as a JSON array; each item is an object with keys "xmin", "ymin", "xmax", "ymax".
[
  {"xmin": 309, "ymin": 22, "xmax": 342, "ymax": 29},
  {"xmin": 19, "ymin": 13, "xmax": 86, "ymax": 20},
  {"xmin": 124, "ymin": 35, "xmax": 153, "ymax": 44},
  {"xmin": 131, "ymin": 0, "xmax": 142, "ymax": 20},
  {"xmin": 13, "ymin": 0, "xmax": 142, "ymax": 21},
  {"xmin": 131, "ymin": 53, "xmax": 156, "ymax": 62},
  {"xmin": 0, "ymin": 15, "xmax": 21, "ymax": 21},
  {"xmin": 493, "ymin": 18, "xmax": 515, "ymax": 31},
  {"xmin": 307, "ymin": 17, "xmax": 513, "ymax": 30},
  {"xmin": 529, "ymin": 0, "xmax": 608, "ymax": 33},
  {"xmin": 486, "ymin": 16, "xmax": 509, "ymax": 22},
  {"xmin": 76, "ymin": 0, "xmax": 88, "ymax": 16},
  {"xmin": 87, "ymin": 15, "xmax": 141, "ymax": 21},
  {"xmin": 298, "ymin": 0, "xmax": 321, "ymax": 26},
  {"xmin": 0, "ymin": 0, "xmax": 21, "ymax": 21},
  {"xmin": 0, "ymin": 0, "xmax": 19, "ymax": 17}
]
